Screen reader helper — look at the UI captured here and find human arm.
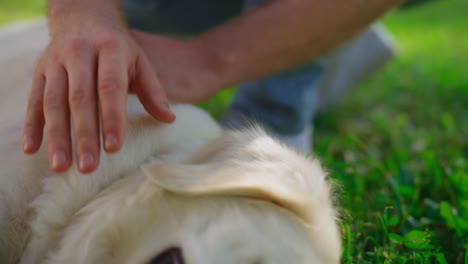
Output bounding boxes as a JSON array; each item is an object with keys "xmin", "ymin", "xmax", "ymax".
[{"xmin": 133, "ymin": 0, "xmax": 404, "ymax": 103}]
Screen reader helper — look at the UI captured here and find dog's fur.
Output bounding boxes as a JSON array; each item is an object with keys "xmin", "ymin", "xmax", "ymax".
[{"xmin": 0, "ymin": 95, "xmax": 341, "ymax": 264}]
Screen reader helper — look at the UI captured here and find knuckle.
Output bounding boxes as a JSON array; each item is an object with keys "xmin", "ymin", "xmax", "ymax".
[
  {"xmin": 76, "ymin": 134, "xmax": 95, "ymax": 144},
  {"xmin": 43, "ymin": 90, "xmax": 63, "ymax": 112},
  {"xmin": 34, "ymin": 57, "xmax": 46, "ymax": 71},
  {"xmin": 69, "ymin": 88, "xmax": 89, "ymax": 107},
  {"xmin": 66, "ymin": 38, "xmax": 88, "ymax": 57},
  {"xmin": 47, "ymin": 135, "xmax": 70, "ymax": 150},
  {"xmin": 97, "ymin": 33, "xmax": 120, "ymax": 50},
  {"xmin": 99, "ymin": 77, "xmax": 120, "ymax": 96},
  {"xmin": 45, "ymin": 54, "xmax": 61, "ymax": 65},
  {"xmin": 103, "ymin": 118, "xmax": 124, "ymax": 132},
  {"xmin": 76, "ymin": 135, "xmax": 99, "ymax": 150},
  {"xmin": 47, "ymin": 129, "xmax": 65, "ymax": 140},
  {"xmin": 23, "ymin": 122, "xmax": 37, "ymax": 133},
  {"xmin": 43, "ymin": 44, "xmax": 63, "ymax": 65},
  {"xmin": 29, "ymin": 94, "xmax": 44, "ymax": 111}
]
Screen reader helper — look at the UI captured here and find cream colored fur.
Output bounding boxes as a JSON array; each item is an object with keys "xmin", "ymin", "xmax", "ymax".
[{"xmin": 0, "ymin": 95, "xmax": 341, "ymax": 264}]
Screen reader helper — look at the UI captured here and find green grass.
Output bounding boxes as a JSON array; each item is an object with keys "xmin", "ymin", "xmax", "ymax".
[
  {"xmin": 2, "ymin": 0, "xmax": 467, "ymax": 263},
  {"xmin": 322, "ymin": 1, "xmax": 467, "ymax": 262},
  {"xmin": 323, "ymin": 1, "xmax": 468, "ymax": 262},
  {"xmin": 0, "ymin": 0, "xmax": 45, "ymax": 26}
]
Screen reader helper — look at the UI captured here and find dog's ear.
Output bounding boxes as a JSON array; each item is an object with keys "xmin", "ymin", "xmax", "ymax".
[{"xmin": 141, "ymin": 130, "xmax": 332, "ymax": 223}]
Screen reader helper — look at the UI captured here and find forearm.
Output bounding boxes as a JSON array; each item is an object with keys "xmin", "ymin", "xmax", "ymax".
[
  {"xmin": 192, "ymin": 0, "xmax": 404, "ymax": 89},
  {"xmin": 46, "ymin": 0, "xmax": 125, "ymax": 34}
]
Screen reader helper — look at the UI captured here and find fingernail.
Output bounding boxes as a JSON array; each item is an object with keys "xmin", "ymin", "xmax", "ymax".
[
  {"xmin": 52, "ymin": 151, "xmax": 68, "ymax": 170},
  {"xmin": 162, "ymin": 102, "xmax": 171, "ymax": 112},
  {"xmin": 105, "ymin": 134, "xmax": 119, "ymax": 151},
  {"xmin": 79, "ymin": 152, "xmax": 95, "ymax": 172},
  {"xmin": 23, "ymin": 136, "xmax": 34, "ymax": 153},
  {"xmin": 163, "ymin": 103, "xmax": 176, "ymax": 119}
]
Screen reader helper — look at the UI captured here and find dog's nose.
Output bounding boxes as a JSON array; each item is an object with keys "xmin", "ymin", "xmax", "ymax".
[{"xmin": 147, "ymin": 247, "xmax": 185, "ymax": 264}]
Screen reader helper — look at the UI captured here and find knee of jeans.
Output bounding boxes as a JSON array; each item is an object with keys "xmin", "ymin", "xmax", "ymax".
[
  {"xmin": 243, "ymin": 0, "xmax": 267, "ymax": 10},
  {"xmin": 232, "ymin": 97, "xmax": 312, "ymax": 135},
  {"xmin": 269, "ymin": 112, "xmax": 309, "ymax": 135}
]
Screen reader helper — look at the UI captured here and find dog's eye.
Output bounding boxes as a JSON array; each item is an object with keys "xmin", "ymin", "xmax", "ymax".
[{"xmin": 147, "ymin": 247, "xmax": 185, "ymax": 264}]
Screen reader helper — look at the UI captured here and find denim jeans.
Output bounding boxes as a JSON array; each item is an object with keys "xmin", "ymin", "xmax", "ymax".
[{"xmin": 124, "ymin": 0, "xmax": 324, "ymax": 135}]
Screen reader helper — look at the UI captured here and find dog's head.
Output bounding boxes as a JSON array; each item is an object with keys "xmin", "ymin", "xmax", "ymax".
[
  {"xmin": 31, "ymin": 129, "xmax": 341, "ymax": 264},
  {"xmin": 20, "ymin": 100, "xmax": 341, "ymax": 264}
]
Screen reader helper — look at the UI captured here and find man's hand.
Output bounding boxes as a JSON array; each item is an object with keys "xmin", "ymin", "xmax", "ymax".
[{"xmin": 23, "ymin": 14, "xmax": 175, "ymax": 174}]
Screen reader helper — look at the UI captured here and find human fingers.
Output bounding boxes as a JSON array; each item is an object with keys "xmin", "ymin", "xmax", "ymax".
[
  {"xmin": 66, "ymin": 42, "xmax": 100, "ymax": 174},
  {"xmin": 43, "ymin": 65, "xmax": 72, "ymax": 172},
  {"xmin": 97, "ymin": 42, "xmax": 128, "ymax": 153},
  {"xmin": 23, "ymin": 68, "xmax": 46, "ymax": 154},
  {"xmin": 134, "ymin": 55, "xmax": 175, "ymax": 123}
]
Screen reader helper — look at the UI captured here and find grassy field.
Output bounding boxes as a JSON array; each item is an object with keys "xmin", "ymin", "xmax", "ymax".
[
  {"xmin": 315, "ymin": 1, "xmax": 467, "ymax": 263},
  {"xmin": 0, "ymin": 0, "xmax": 45, "ymax": 25},
  {"xmin": 1, "ymin": 0, "xmax": 467, "ymax": 263}
]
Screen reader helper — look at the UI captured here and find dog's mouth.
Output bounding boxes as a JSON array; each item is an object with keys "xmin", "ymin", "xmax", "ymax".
[{"xmin": 147, "ymin": 247, "xmax": 185, "ymax": 264}]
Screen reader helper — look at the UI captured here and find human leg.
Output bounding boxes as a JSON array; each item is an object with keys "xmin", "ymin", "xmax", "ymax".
[
  {"xmin": 123, "ymin": 0, "xmax": 242, "ymax": 35},
  {"xmin": 224, "ymin": 24, "xmax": 396, "ymax": 152}
]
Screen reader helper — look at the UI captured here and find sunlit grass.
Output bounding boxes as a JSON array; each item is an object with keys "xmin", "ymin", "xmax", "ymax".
[
  {"xmin": 313, "ymin": 0, "xmax": 467, "ymax": 262},
  {"xmin": 0, "ymin": 0, "xmax": 45, "ymax": 26}
]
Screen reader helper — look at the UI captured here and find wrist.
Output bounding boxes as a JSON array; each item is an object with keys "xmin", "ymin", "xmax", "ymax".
[
  {"xmin": 189, "ymin": 38, "xmax": 238, "ymax": 94},
  {"xmin": 47, "ymin": 0, "xmax": 125, "ymax": 35},
  {"xmin": 131, "ymin": 30, "xmax": 234, "ymax": 103}
]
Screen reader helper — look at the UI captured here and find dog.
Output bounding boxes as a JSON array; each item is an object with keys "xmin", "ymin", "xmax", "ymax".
[{"xmin": 0, "ymin": 93, "xmax": 341, "ymax": 264}]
